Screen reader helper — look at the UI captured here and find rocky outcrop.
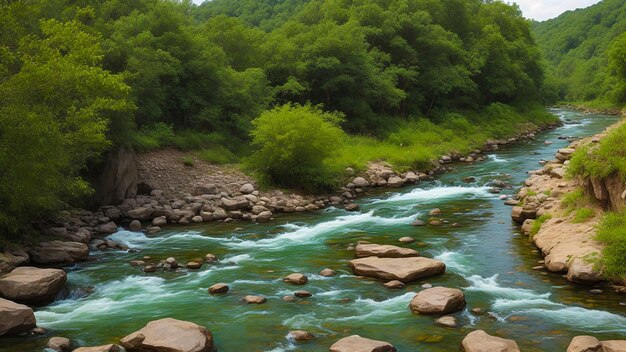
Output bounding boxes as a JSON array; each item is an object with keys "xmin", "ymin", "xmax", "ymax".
[
  {"xmin": 120, "ymin": 318, "xmax": 215, "ymax": 352},
  {"xmin": 354, "ymin": 243, "xmax": 418, "ymax": 258},
  {"xmin": 0, "ymin": 267, "xmax": 66, "ymax": 303},
  {"xmin": 512, "ymin": 133, "xmax": 607, "ymax": 283},
  {"xmin": 91, "ymin": 147, "xmax": 138, "ymax": 206},
  {"xmin": 0, "ymin": 298, "xmax": 36, "ymax": 336},
  {"xmin": 28, "ymin": 241, "xmax": 89, "ymax": 265},
  {"xmin": 602, "ymin": 340, "xmax": 626, "ymax": 352},
  {"xmin": 409, "ymin": 287, "xmax": 466, "ymax": 315},
  {"xmin": 566, "ymin": 336, "xmax": 603, "ymax": 352},
  {"xmin": 0, "ymin": 249, "xmax": 29, "ymax": 274},
  {"xmin": 329, "ymin": 335, "xmax": 397, "ymax": 352},
  {"xmin": 461, "ymin": 330, "xmax": 520, "ymax": 352},
  {"xmin": 348, "ymin": 257, "xmax": 445, "ymax": 283}
]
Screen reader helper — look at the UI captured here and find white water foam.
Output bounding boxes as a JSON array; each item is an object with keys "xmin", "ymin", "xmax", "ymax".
[
  {"xmin": 375, "ymin": 186, "xmax": 493, "ymax": 204},
  {"xmin": 220, "ymin": 211, "xmax": 416, "ymax": 249},
  {"xmin": 467, "ymin": 275, "xmax": 626, "ymax": 333},
  {"xmin": 106, "ymin": 230, "xmax": 210, "ymax": 249},
  {"xmin": 36, "ymin": 276, "xmax": 178, "ymax": 327},
  {"xmin": 487, "ymin": 154, "xmax": 507, "ymax": 163},
  {"xmin": 332, "ymin": 292, "xmax": 415, "ymax": 322},
  {"xmin": 433, "ymin": 251, "xmax": 471, "ymax": 274}
]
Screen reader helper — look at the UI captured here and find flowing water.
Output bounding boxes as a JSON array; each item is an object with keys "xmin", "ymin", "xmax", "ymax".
[{"xmin": 2, "ymin": 109, "xmax": 626, "ymax": 352}]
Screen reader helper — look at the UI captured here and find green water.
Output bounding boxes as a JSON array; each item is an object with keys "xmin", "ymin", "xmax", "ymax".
[{"xmin": 2, "ymin": 109, "xmax": 625, "ymax": 352}]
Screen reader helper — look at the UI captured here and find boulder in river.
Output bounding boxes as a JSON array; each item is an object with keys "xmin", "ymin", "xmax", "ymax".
[
  {"xmin": 0, "ymin": 297, "xmax": 36, "ymax": 336},
  {"xmin": 243, "ymin": 295, "xmax": 267, "ymax": 304},
  {"xmin": 319, "ymin": 268, "xmax": 336, "ymax": 277},
  {"xmin": 28, "ymin": 241, "xmax": 89, "ymax": 265},
  {"xmin": 0, "ymin": 266, "xmax": 67, "ymax": 303},
  {"xmin": 355, "ymin": 243, "xmax": 418, "ymax": 258},
  {"xmin": 330, "ymin": 335, "xmax": 397, "ymax": 352},
  {"xmin": 566, "ymin": 336, "xmax": 602, "ymax": 352},
  {"xmin": 47, "ymin": 336, "xmax": 72, "ymax": 351},
  {"xmin": 120, "ymin": 317, "xmax": 215, "ymax": 352},
  {"xmin": 284, "ymin": 273, "xmax": 308, "ymax": 285},
  {"xmin": 461, "ymin": 330, "xmax": 520, "ymax": 352},
  {"xmin": 73, "ymin": 345, "xmax": 122, "ymax": 352},
  {"xmin": 435, "ymin": 316, "xmax": 457, "ymax": 328},
  {"xmin": 348, "ymin": 257, "xmax": 445, "ymax": 283},
  {"xmin": 409, "ymin": 287, "xmax": 466, "ymax": 315},
  {"xmin": 208, "ymin": 283, "xmax": 229, "ymax": 295},
  {"xmin": 383, "ymin": 280, "xmax": 405, "ymax": 289},
  {"xmin": 289, "ymin": 330, "xmax": 314, "ymax": 342}
]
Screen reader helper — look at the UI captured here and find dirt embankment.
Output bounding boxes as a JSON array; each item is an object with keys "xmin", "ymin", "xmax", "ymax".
[{"xmin": 512, "ymin": 122, "xmax": 626, "ymax": 288}]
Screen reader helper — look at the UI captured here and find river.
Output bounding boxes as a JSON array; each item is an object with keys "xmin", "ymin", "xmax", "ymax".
[{"xmin": 1, "ymin": 109, "xmax": 625, "ymax": 351}]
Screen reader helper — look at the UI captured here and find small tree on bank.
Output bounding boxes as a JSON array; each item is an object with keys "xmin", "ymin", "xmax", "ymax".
[{"xmin": 247, "ymin": 103, "xmax": 346, "ymax": 193}]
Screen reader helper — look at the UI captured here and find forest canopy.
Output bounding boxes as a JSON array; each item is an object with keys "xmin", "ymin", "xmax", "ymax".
[{"xmin": 0, "ymin": 0, "xmax": 559, "ymax": 238}]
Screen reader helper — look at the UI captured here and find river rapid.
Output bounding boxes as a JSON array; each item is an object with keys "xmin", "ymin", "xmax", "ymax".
[{"xmin": 2, "ymin": 109, "xmax": 625, "ymax": 352}]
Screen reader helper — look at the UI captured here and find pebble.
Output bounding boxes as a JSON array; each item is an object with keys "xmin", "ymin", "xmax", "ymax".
[
  {"xmin": 421, "ymin": 283, "xmax": 433, "ymax": 289},
  {"xmin": 589, "ymin": 289, "xmax": 603, "ymax": 294},
  {"xmin": 398, "ymin": 237, "xmax": 415, "ymax": 244}
]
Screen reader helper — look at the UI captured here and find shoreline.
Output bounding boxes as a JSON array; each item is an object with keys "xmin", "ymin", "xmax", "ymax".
[{"xmin": 511, "ymin": 119, "xmax": 626, "ymax": 288}]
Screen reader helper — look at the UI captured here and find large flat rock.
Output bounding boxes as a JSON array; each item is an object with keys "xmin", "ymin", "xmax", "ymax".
[
  {"xmin": 461, "ymin": 330, "xmax": 520, "ymax": 352},
  {"xmin": 348, "ymin": 257, "xmax": 445, "ymax": 283},
  {"xmin": 355, "ymin": 244, "xmax": 418, "ymax": 258},
  {"xmin": 0, "ymin": 297, "xmax": 36, "ymax": 337},
  {"xmin": 120, "ymin": 318, "xmax": 215, "ymax": 352},
  {"xmin": 0, "ymin": 266, "xmax": 66, "ymax": 303},
  {"xmin": 329, "ymin": 335, "xmax": 397, "ymax": 352}
]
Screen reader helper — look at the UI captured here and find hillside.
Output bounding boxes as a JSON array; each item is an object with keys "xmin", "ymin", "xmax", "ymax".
[{"xmin": 533, "ymin": 0, "xmax": 626, "ymax": 107}]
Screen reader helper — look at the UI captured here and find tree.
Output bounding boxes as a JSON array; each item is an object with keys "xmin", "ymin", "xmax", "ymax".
[{"xmin": 0, "ymin": 19, "xmax": 133, "ymax": 238}]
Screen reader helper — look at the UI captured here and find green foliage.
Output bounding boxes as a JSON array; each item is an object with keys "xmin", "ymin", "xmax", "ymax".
[
  {"xmin": 0, "ymin": 19, "xmax": 133, "ymax": 239},
  {"xmin": 181, "ymin": 156, "xmax": 195, "ymax": 167},
  {"xmin": 595, "ymin": 211, "xmax": 626, "ymax": 280},
  {"xmin": 247, "ymin": 104, "xmax": 346, "ymax": 193},
  {"xmin": 531, "ymin": 214, "xmax": 552, "ymax": 237},
  {"xmin": 569, "ymin": 123, "xmax": 626, "ymax": 179},
  {"xmin": 533, "ymin": 0, "xmax": 626, "ymax": 106}
]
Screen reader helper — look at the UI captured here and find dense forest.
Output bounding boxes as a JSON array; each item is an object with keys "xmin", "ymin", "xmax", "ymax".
[
  {"xmin": 533, "ymin": 0, "xmax": 626, "ymax": 107},
  {"xmin": 0, "ymin": 0, "xmax": 568, "ymax": 239}
]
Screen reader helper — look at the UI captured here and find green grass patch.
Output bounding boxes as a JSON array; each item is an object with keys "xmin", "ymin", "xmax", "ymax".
[
  {"xmin": 530, "ymin": 214, "xmax": 553, "ymax": 237},
  {"xmin": 573, "ymin": 207, "xmax": 595, "ymax": 223},
  {"xmin": 197, "ymin": 146, "xmax": 238, "ymax": 165},
  {"xmin": 595, "ymin": 211, "xmax": 626, "ymax": 280},
  {"xmin": 561, "ymin": 188, "xmax": 586, "ymax": 213},
  {"xmin": 569, "ymin": 121, "xmax": 626, "ymax": 180}
]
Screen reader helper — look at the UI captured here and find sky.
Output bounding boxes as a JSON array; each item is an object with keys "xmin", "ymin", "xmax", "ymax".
[
  {"xmin": 191, "ymin": 0, "xmax": 602, "ymax": 22},
  {"xmin": 512, "ymin": 0, "xmax": 602, "ymax": 21}
]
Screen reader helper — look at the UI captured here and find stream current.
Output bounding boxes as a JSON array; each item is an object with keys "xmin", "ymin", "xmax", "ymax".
[{"xmin": 1, "ymin": 109, "xmax": 625, "ymax": 351}]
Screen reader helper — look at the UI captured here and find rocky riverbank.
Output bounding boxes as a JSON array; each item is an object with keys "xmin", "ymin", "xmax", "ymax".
[{"xmin": 511, "ymin": 120, "xmax": 626, "ymax": 288}]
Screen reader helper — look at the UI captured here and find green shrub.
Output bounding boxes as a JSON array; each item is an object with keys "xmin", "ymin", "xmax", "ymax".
[
  {"xmin": 595, "ymin": 212, "xmax": 626, "ymax": 280},
  {"xmin": 197, "ymin": 146, "xmax": 238, "ymax": 165},
  {"xmin": 569, "ymin": 123, "xmax": 626, "ymax": 180},
  {"xmin": 530, "ymin": 214, "xmax": 553, "ymax": 237},
  {"xmin": 246, "ymin": 103, "xmax": 346, "ymax": 193},
  {"xmin": 182, "ymin": 156, "xmax": 195, "ymax": 167}
]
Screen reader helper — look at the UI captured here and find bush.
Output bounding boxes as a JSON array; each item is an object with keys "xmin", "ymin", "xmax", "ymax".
[
  {"xmin": 595, "ymin": 212, "xmax": 626, "ymax": 280},
  {"xmin": 246, "ymin": 104, "xmax": 346, "ymax": 193},
  {"xmin": 573, "ymin": 207, "xmax": 595, "ymax": 223},
  {"xmin": 181, "ymin": 156, "xmax": 195, "ymax": 167}
]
